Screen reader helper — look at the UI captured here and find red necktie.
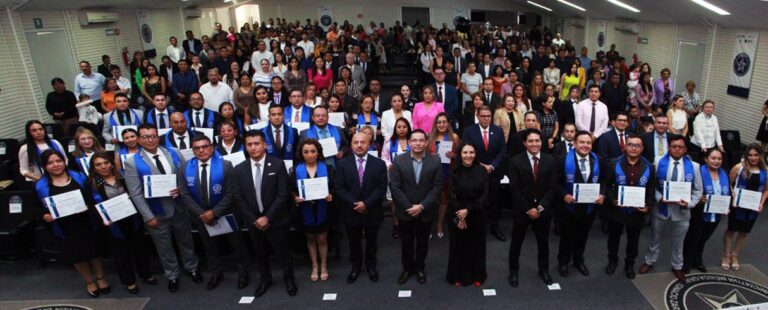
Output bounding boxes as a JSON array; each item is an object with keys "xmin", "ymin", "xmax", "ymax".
[
  {"xmin": 482, "ymin": 129, "xmax": 489, "ymax": 151},
  {"xmin": 533, "ymin": 155, "xmax": 539, "ymax": 182},
  {"xmin": 619, "ymin": 132, "xmax": 625, "ymax": 152}
]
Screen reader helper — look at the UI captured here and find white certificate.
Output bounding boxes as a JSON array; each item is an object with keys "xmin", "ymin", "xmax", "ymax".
[
  {"xmin": 618, "ymin": 186, "xmax": 645, "ymax": 208},
  {"xmin": 192, "ymin": 127, "xmax": 214, "ymax": 141},
  {"xmin": 45, "ymin": 190, "xmax": 88, "ymax": 219},
  {"xmin": 298, "ymin": 177, "xmax": 329, "ymax": 201},
  {"xmin": 205, "ymin": 214, "xmax": 238, "ymax": 237},
  {"xmin": 95, "ymin": 193, "xmax": 138, "ymax": 224},
  {"xmin": 292, "ymin": 122, "xmax": 310, "ymax": 132},
  {"xmin": 663, "ymin": 181, "xmax": 692, "ymax": 202},
  {"xmin": 179, "ymin": 148, "xmax": 195, "ymax": 160},
  {"xmin": 328, "ymin": 112, "xmax": 346, "ymax": 128},
  {"xmin": 284, "ymin": 160, "xmax": 294, "ymax": 173},
  {"xmin": 734, "ymin": 188, "xmax": 762, "ymax": 211},
  {"xmin": 318, "ymin": 137, "xmax": 339, "ymax": 158},
  {"xmin": 143, "ymin": 174, "xmax": 177, "ymax": 198},
  {"xmin": 573, "ymin": 183, "xmax": 601, "ymax": 203},
  {"xmin": 368, "ymin": 150, "xmax": 379, "ymax": 158},
  {"xmin": 705, "ymin": 195, "xmax": 731, "ymax": 214},
  {"xmin": 104, "ymin": 143, "xmax": 115, "ymax": 151},
  {"xmin": 113, "ymin": 125, "xmax": 137, "ymax": 142},
  {"xmin": 437, "ymin": 141, "xmax": 453, "ymax": 164},
  {"xmin": 245, "ymin": 121, "xmax": 268, "ymax": 131},
  {"xmin": 222, "ymin": 152, "xmax": 246, "ymax": 166},
  {"xmin": 157, "ymin": 128, "xmax": 172, "ymax": 137}
]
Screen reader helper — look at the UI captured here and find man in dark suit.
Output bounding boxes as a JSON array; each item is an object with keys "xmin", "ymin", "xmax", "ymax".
[
  {"xmin": 183, "ymin": 30, "xmax": 203, "ymax": 57},
  {"xmin": 227, "ymin": 130, "xmax": 296, "ymax": 297},
  {"xmin": 359, "ymin": 51, "xmax": 378, "ymax": 84},
  {"xmin": 160, "ymin": 56, "xmax": 179, "ymax": 92},
  {"xmin": 508, "ymin": 111, "xmax": 541, "ymax": 158},
  {"xmin": 178, "ymin": 135, "xmax": 249, "ymax": 290},
  {"xmin": 333, "ymin": 80, "xmax": 359, "ymax": 116},
  {"xmin": 552, "ymin": 123, "xmax": 577, "ymax": 157},
  {"xmin": 389, "ymin": 129, "xmax": 443, "ymax": 284},
  {"xmin": 451, "ymin": 47, "xmax": 468, "ymax": 74},
  {"xmin": 461, "ymin": 106, "xmax": 508, "ymax": 241},
  {"xmin": 160, "ymin": 112, "xmax": 194, "ymax": 150},
  {"xmin": 603, "ymin": 134, "xmax": 655, "ymax": 279},
  {"xmin": 184, "ymin": 92, "xmax": 219, "ymax": 129},
  {"xmin": 269, "ymin": 76, "xmax": 291, "ymax": 108},
  {"xmin": 478, "ymin": 55, "xmax": 494, "ymax": 79},
  {"xmin": 597, "ymin": 112, "xmax": 630, "ymax": 160},
  {"xmin": 263, "ymin": 105, "xmax": 299, "ymax": 161},
  {"xmin": 600, "ymin": 72, "xmax": 629, "ymax": 114},
  {"xmin": 334, "ymin": 132, "xmax": 388, "ymax": 284},
  {"xmin": 507, "ymin": 129, "xmax": 557, "ymax": 287},
  {"xmin": 481, "ymin": 78, "xmax": 502, "ymax": 111},
  {"xmin": 433, "ymin": 68, "xmax": 459, "ymax": 128},
  {"xmin": 640, "ymin": 115, "xmax": 669, "ymax": 163},
  {"xmin": 97, "ymin": 55, "xmax": 119, "ymax": 78},
  {"xmin": 368, "ymin": 79, "xmax": 388, "ymax": 115},
  {"xmin": 557, "ymin": 86, "xmax": 579, "ymax": 127},
  {"xmin": 554, "ymin": 131, "xmax": 608, "ymax": 278}
]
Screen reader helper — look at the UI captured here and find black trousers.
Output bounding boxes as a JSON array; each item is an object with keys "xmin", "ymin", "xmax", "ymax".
[
  {"xmin": 509, "ymin": 214, "xmax": 551, "ymax": 273},
  {"xmin": 683, "ymin": 215, "xmax": 721, "ymax": 267},
  {"xmin": 487, "ymin": 179, "xmax": 501, "ymax": 227},
  {"xmin": 606, "ymin": 219, "xmax": 643, "ymax": 264},
  {"xmin": 249, "ymin": 225, "xmax": 294, "ymax": 281},
  {"xmin": 399, "ymin": 219, "xmax": 432, "ymax": 272},
  {"xmin": 109, "ymin": 220, "xmax": 152, "ymax": 286},
  {"xmin": 198, "ymin": 221, "xmax": 250, "ymax": 276},
  {"xmin": 558, "ymin": 210, "xmax": 596, "ymax": 265},
  {"xmin": 346, "ymin": 224, "xmax": 379, "ymax": 270}
]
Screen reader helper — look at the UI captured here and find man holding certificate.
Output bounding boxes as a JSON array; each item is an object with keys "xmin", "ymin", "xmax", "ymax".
[
  {"xmin": 160, "ymin": 112, "xmax": 194, "ymax": 153},
  {"xmin": 603, "ymin": 134, "xmax": 655, "ymax": 279},
  {"xmin": 639, "ymin": 135, "xmax": 702, "ymax": 282},
  {"xmin": 299, "ymin": 106, "xmax": 349, "ymax": 168},
  {"xmin": 554, "ymin": 131, "xmax": 607, "ymax": 278},
  {"xmin": 101, "ymin": 93, "xmax": 143, "ymax": 144},
  {"xmin": 262, "ymin": 104, "xmax": 299, "ymax": 163},
  {"xmin": 178, "ymin": 136, "xmax": 250, "ymax": 291},
  {"xmin": 124, "ymin": 125, "xmax": 202, "ymax": 292}
]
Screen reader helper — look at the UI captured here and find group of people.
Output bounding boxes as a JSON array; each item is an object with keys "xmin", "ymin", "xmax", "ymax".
[{"xmin": 27, "ymin": 17, "xmax": 768, "ymax": 300}]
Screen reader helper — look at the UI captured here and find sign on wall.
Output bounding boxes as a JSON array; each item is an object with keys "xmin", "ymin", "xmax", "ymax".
[
  {"xmin": 318, "ymin": 6, "xmax": 333, "ymax": 31},
  {"xmin": 727, "ymin": 32, "xmax": 759, "ymax": 99},
  {"xmin": 136, "ymin": 11, "xmax": 157, "ymax": 58},
  {"xmin": 596, "ymin": 20, "xmax": 607, "ymax": 52}
]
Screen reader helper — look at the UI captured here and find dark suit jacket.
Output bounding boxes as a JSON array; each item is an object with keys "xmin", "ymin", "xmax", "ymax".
[
  {"xmin": 270, "ymin": 89, "xmax": 291, "ymax": 108},
  {"xmin": 339, "ymin": 94, "xmax": 359, "ymax": 116},
  {"xmin": 183, "ymin": 38, "xmax": 203, "ymax": 56},
  {"xmin": 552, "ymin": 140, "xmax": 573, "ymax": 158},
  {"xmin": 640, "ymin": 131, "xmax": 665, "ymax": 163},
  {"xmin": 478, "ymin": 64, "xmax": 493, "ymax": 79},
  {"xmin": 264, "ymin": 124, "xmax": 299, "ymax": 160},
  {"xmin": 227, "ymin": 155, "xmax": 290, "ymax": 227},
  {"xmin": 159, "ymin": 63, "xmax": 179, "ymax": 81},
  {"xmin": 603, "ymin": 156, "xmax": 655, "ymax": 225},
  {"xmin": 434, "ymin": 83, "xmax": 458, "ymax": 122},
  {"xmin": 334, "ymin": 154, "xmax": 388, "ymax": 226},
  {"xmin": 482, "ymin": 92, "xmax": 502, "ymax": 111},
  {"xmin": 452, "ymin": 56, "xmax": 468, "ymax": 74},
  {"xmin": 553, "ymin": 152, "xmax": 609, "ymax": 212},
  {"xmin": 507, "ymin": 152, "xmax": 556, "ymax": 217},
  {"xmin": 159, "ymin": 129, "xmax": 195, "ymax": 149},
  {"xmin": 461, "ymin": 124, "xmax": 507, "ymax": 179},
  {"xmin": 360, "ymin": 61, "xmax": 378, "ymax": 83},
  {"xmin": 556, "ymin": 98, "xmax": 577, "ymax": 127},
  {"xmin": 178, "ymin": 159, "xmax": 235, "ymax": 218},
  {"xmin": 389, "ymin": 153, "xmax": 443, "ymax": 223},
  {"xmin": 600, "ymin": 83, "xmax": 629, "ymax": 113},
  {"xmin": 215, "ymin": 139, "xmax": 243, "ymax": 155},
  {"xmin": 596, "ymin": 129, "xmax": 628, "ymax": 160},
  {"xmin": 98, "ymin": 64, "xmax": 118, "ymax": 78}
]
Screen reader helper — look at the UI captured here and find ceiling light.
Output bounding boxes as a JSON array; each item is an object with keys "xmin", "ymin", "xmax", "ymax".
[
  {"xmin": 607, "ymin": 0, "xmax": 641, "ymax": 13},
  {"xmin": 526, "ymin": 1, "xmax": 553, "ymax": 11},
  {"xmin": 223, "ymin": 0, "xmax": 233, "ymax": 2},
  {"xmin": 690, "ymin": 0, "xmax": 731, "ymax": 15},
  {"xmin": 558, "ymin": 0, "xmax": 587, "ymax": 11}
]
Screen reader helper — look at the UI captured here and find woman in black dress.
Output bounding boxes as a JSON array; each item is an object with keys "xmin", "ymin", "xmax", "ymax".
[
  {"xmin": 723, "ymin": 144, "xmax": 768, "ymax": 271},
  {"xmin": 35, "ymin": 150, "xmax": 109, "ymax": 297},
  {"xmin": 446, "ymin": 142, "xmax": 488, "ymax": 287}
]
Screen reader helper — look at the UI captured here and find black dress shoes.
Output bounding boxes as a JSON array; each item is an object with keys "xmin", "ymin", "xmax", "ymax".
[
  {"xmin": 207, "ymin": 274, "xmax": 223, "ymax": 290},
  {"xmin": 625, "ymin": 265, "xmax": 636, "ymax": 279},
  {"xmin": 416, "ymin": 271, "xmax": 427, "ymax": 284},
  {"xmin": 490, "ymin": 227, "xmax": 507, "ymax": 241},
  {"xmin": 509, "ymin": 273, "xmax": 519, "ymax": 287},
  {"xmin": 127, "ymin": 285, "xmax": 139, "ymax": 294},
  {"xmin": 168, "ymin": 279, "xmax": 180, "ymax": 292},
  {"xmin": 347, "ymin": 269, "xmax": 361, "ymax": 284},
  {"xmin": 368, "ymin": 268, "xmax": 379, "ymax": 282},
  {"xmin": 254, "ymin": 280, "xmax": 271, "ymax": 297},
  {"xmin": 285, "ymin": 279, "xmax": 298, "ymax": 296},
  {"xmin": 575, "ymin": 263, "xmax": 590, "ymax": 276},
  {"xmin": 539, "ymin": 270, "xmax": 553, "ymax": 285},
  {"xmin": 398, "ymin": 271, "xmax": 411, "ymax": 284},
  {"xmin": 558, "ymin": 265, "xmax": 569, "ymax": 277},
  {"xmin": 190, "ymin": 271, "xmax": 203, "ymax": 283},
  {"xmin": 695, "ymin": 264, "xmax": 708, "ymax": 273},
  {"xmin": 237, "ymin": 274, "xmax": 250, "ymax": 289},
  {"xmin": 143, "ymin": 277, "xmax": 158, "ymax": 285},
  {"xmin": 606, "ymin": 261, "xmax": 618, "ymax": 275}
]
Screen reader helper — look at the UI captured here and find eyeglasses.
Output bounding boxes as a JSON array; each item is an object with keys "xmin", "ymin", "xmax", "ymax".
[
  {"xmin": 670, "ymin": 144, "xmax": 686, "ymax": 149},
  {"xmin": 478, "ymin": 115, "xmax": 491, "ymax": 118},
  {"xmin": 139, "ymin": 135, "xmax": 159, "ymax": 140},
  {"xmin": 615, "ymin": 119, "xmax": 628, "ymax": 123},
  {"xmin": 192, "ymin": 144, "xmax": 212, "ymax": 151},
  {"xmin": 627, "ymin": 143, "xmax": 642, "ymax": 149}
]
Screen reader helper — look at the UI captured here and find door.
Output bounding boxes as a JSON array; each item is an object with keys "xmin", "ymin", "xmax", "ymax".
[
  {"xmin": 25, "ymin": 30, "xmax": 76, "ymax": 99},
  {"xmin": 401, "ymin": 7, "xmax": 429, "ymax": 27},
  {"xmin": 673, "ymin": 40, "xmax": 706, "ymax": 94}
]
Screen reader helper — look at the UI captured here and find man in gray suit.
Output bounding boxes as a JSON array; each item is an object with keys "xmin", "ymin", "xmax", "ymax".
[
  {"xmin": 339, "ymin": 52, "xmax": 367, "ymax": 93},
  {"xmin": 638, "ymin": 135, "xmax": 703, "ymax": 282},
  {"xmin": 102, "ymin": 93, "xmax": 143, "ymax": 143},
  {"xmin": 124, "ymin": 124, "xmax": 202, "ymax": 292},
  {"xmin": 389, "ymin": 129, "xmax": 443, "ymax": 285},
  {"xmin": 177, "ymin": 135, "xmax": 250, "ymax": 291}
]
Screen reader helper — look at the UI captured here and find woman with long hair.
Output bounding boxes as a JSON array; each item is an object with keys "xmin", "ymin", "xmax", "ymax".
[
  {"xmin": 428, "ymin": 112, "xmax": 460, "ymax": 238},
  {"xmin": 382, "ymin": 117, "xmax": 411, "ymax": 238},
  {"xmin": 381, "ymin": 93, "xmax": 413, "ymax": 141},
  {"xmin": 666, "ymin": 95, "xmax": 688, "ymax": 136},
  {"xmin": 245, "ymin": 85, "xmax": 271, "ymax": 125},
  {"xmin": 284, "ymin": 57, "xmax": 307, "ymax": 93},
  {"xmin": 461, "ymin": 92, "xmax": 486, "ymax": 130},
  {"xmin": 559, "ymin": 63, "xmax": 581, "ymax": 101},
  {"xmin": 303, "ymin": 84, "xmax": 322, "ymax": 108},
  {"xmin": 491, "ymin": 65, "xmax": 508, "ymax": 95},
  {"xmin": 494, "ymin": 94, "xmax": 524, "ymax": 142},
  {"xmin": 141, "ymin": 64, "xmax": 166, "ymax": 105},
  {"xmin": 233, "ymin": 74, "xmax": 256, "ymax": 118},
  {"xmin": 69, "ymin": 127, "xmax": 105, "ymax": 175},
  {"xmin": 412, "ymin": 86, "xmax": 445, "ymax": 133},
  {"xmin": 529, "ymin": 72, "xmax": 545, "ymax": 99},
  {"xmin": 400, "ymin": 85, "xmax": 418, "ymax": 112},
  {"xmin": 272, "ymin": 52, "xmax": 288, "ymax": 79},
  {"xmin": 355, "ymin": 95, "xmax": 381, "ymax": 137},
  {"xmin": 634, "ymin": 72, "xmax": 654, "ymax": 114},
  {"xmin": 512, "ymin": 83, "xmax": 532, "ymax": 113},
  {"xmin": 19, "ymin": 120, "xmax": 67, "ymax": 182},
  {"xmin": 100, "ymin": 78, "xmax": 120, "ymax": 112},
  {"xmin": 223, "ymin": 61, "xmax": 245, "ymax": 90},
  {"xmin": 216, "ymin": 101, "xmax": 245, "ymax": 135},
  {"xmin": 114, "ymin": 128, "xmax": 140, "ymax": 172},
  {"xmin": 308, "ymin": 56, "xmax": 333, "ymax": 92}
]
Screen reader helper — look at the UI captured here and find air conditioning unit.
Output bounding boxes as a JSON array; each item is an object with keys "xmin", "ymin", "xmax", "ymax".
[
  {"xmin": 568, "ymin": 19, "xmax": 585, "ymax": 28},
  {"xmin": 614, "ymin": 21, "xmax": 639, "ymax": 34},
  {"xmin": 78, "ymin": 10, "xmax": 119, "ymax": 25},
  {"xmin": 184, "ymin": 8, "xmax": 202, "ymax": 19}
]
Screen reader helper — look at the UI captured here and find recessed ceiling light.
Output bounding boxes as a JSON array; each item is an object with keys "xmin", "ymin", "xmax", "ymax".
[
  {"xmin": 526, "ymin": 1, "xmax": 553, "ymax": 11},
  {"xmin": 558, "ymin": 0, "xmax": 587, "ymax": 11},
  {"xmin": 607, "ymin": 0, "xmax": 641, "ymax": 13},
  {"xmin": 690, "ymin": 0, "xmax": 731, "ymax": 15}
]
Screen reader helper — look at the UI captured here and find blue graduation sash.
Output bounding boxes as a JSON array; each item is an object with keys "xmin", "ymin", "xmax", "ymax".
[
  {"xmin": 145, "ymin": 108, "xmax": 171, "ymax": 128},
  {"xmin": 614, "ymin": 155, "xmax": 651, "ymax": 214},
  {"xmin": 184, "ymin": 108, "xmax": 215, "ymax": 128},
  {"xmin": 76, "ymin": 155, "xmax": 90, "ymax": 174},
  {"xmin": 117, "ymin": 146, "xmax": 140, "ymax": 172},
  {"xmin": 284, "ymin": 105, "xmax": 311, "ymax": 125},
  {"xmin": 35, "ymin": 170, "xmax": 88, "ymax": 239},
  {"xmin": 565, "ymin": 150, "xmax": 600, "ymax": 214},
  {"xmin": 734, "ymin": 168, "xmax": 766, "ymax": 222},
  {"xmin": 356, "ymin": 112, "xmax": 379, "ymax": 126},
  {"xmin": 91, "ymin": 180, "xmax": 142, "ymax": 240},
  {"xmin": 109, "ymin": 109, "xmax": 141, "ymax": 127},
  {"xmin": 133, "ymin": 149, "xmax": 182, "ymax": 216},
  {"xmin": 184, "ymin": 157, "xmax": 225, "ymax": 210},
  {"xmin": 656, "ymin": 154, "xmax": 695, "ymax": 217},
  {"xmin": 263, "ymin": 125, "xmax": 295, "ymax": 160},
  {"xmin": 389, "ymin": 138, "xmax": 410, "ymax": 160},
  {"xmin": 306, "ymin": 125, "xmax": 342, "ymax": 148},
  {"xmin": 295, "ymin": 162, "xmax": 328, "ymax": 226},
  {"xmin": 700, "ymin": 165, "xmax": 730, "ymax": 223}
]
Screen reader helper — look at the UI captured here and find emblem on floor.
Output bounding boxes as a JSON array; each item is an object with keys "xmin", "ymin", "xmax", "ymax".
[{"xmin": 666, "ymin": 273, "xmax": 768, "ymax": 310}]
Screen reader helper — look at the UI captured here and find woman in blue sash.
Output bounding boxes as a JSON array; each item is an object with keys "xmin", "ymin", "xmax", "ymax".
[
  {"xmin": 723, "ymin": 144, "xmax": 768, "ymax": 270},
  {"xmin": 19, "ymin": 120, "xmax": 67, "ymax": 183},
  {"xmin": 35, "ymin": 150, "xmax": 108, "ymax": 297},
  {"xmin": 87, "ymin": 152, "xmax": 155, "ymax": 294},
  {"xmin": 428, "ymin": 112, "xmax": 460, "ymax": 238},
  {"xmin": 327, "ymin": 94, "xmax": 353, "ymax": 134},
  {"xmin": 214, "ymin": 120, "xmax": 244, "ymax": 156},
  {"xmin": 215, "ymin": 101, "xmax": 244, "ymax": 135},
  {"xmin": 69, "ymin": 127, "xmax": 105, "ymax": 175},
  {"xmin": 114, "ymin": 128, "xmax": 141, "ymax": 172},
  {"xmin": 244, "ymin": 85, "xmax": 271, "ymax": 125},
  {"xmin": 290, "ymin": 139, "xmax": 334, "ymax": 282},
  {"xmin": 355, "ymin": 95, "xmax": 381, "ymax": 137},
  {"xmin": 382, "ymin": 117, "xmax": 412, "ymax": 238},
  {"xmin": 682, "ymin": 149, "xmax": 728, "ymax": 273}
]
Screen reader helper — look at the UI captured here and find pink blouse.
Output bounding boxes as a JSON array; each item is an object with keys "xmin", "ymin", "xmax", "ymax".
[{"xmin": 411, "ymin": 101, "xmax": 445, "ymax": 133}]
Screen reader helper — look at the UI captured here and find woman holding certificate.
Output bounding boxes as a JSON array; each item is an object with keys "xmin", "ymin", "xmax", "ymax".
[
  {"xmin": 69, "ymin": 127, "xmax": 106, "ymax": 175},
  {"xmin": 115, "ymin": 128, "xmax": 141, "ymax": 172},
  {"xmin": 87, "ymin": 152, "xmax": 154, "ymax": 294},
  {"xmin": 382, "ymin": 117, "xmax": 412, "ymax": 238},
  {"xmin": 35, "ymin": 150, "xmax": 109, "ymax": 297},
  {"xmin": 290, "ymin": 139, "xmax": 334, "ymax": 281},
  {"xmin": 723, "ymin": 144, "xmax": 768, "ymax": 270},
  {"xmin": 428, "ymin": 113, "xmax": 460, "ymax": 238}
]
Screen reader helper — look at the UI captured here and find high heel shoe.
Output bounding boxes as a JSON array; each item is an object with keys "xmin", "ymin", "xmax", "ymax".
[
  {"xmin": 96, "ymin": 276, "xmax": 110, "ymax": 294},
  {"xmin": 320, "ymin": 267, "xmax": 329, "ymax": 281},
  {"xmin": 311, "ymin": 266, "xmax": 319, "ymax": 282},
  {"xmin": 86, "ymin": 281, "xmax": 99, "ymax": 298},
  {"xmin": 721, "ymin": 253, "xmax": 731, "ymax": 270},
  {"xmin": 731, "ymin": 254, "xmax": 740, "ymax": 271}
]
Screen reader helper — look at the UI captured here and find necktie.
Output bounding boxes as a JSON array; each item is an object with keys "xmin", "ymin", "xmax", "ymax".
[
  {"xmin": 254, "ymin": 163, "xmax": 263, "ymax": 212},
  {"xmin": 363, "ymin": 62, "xmax": 366, "ymax": 71},
  {"xmin": 201, "ymin": 163, "xmax": 209, "ymax": 206},
  {"xmin": 294, "ymin": 109, "xmax": 301, "ymax": 123},
  {"xmin": 437, "ymin": 86, "xmax": 443, "ymax": 103},
  {"xmin": 456, "ymin": 58, "xmax": 461, "ymax": 72},
  {"xmin": 532, "ymin": 156, "xmax": 539, "ymax": 182},
  {"xmin": 482, "ymin": 129, "xmax": 489, "ymax": 151},
  {"xmin": 580, "ymin": 158, "xmax": 588, "ymax": 181},
  {"xmin": 589, "ymin": 102, "xmax": 596, "ymax": 133},
  {"xmin": 275, "ymin": 127, "xmax": 282, "ymax": 150},
  {"xmin": 671, "ymin": 161, "xmax": 680, "ymax": 181},
  {"xmin": 178, "ymin": 136, "xmax": 187, "ymax": 149},
  {"xmin": 568, "ymin": 142, "xmax": 573, "ymax": 153},
  {"xmin": 619, "ymin": 132, "xmax": 625, "ymax": 152},
  {"xmin": 158, "ymin": 113, "xmax": 166, "ymax": 128},
  {"xmin": 658, "ymin": 134, "xmax": 665, "ymax": 156},
  {"xmin": 120, "ymin": 111, "xmax": 128, "ymax": 125},
  {"xmin": 153, "ymin": 155, "xmax": 167, "ymax": 174},
  {"xmin": 486, "ymin": 93, "xmax": 491, "ymax": 104},
  {"xmin": 320, "ymin": 129, "xmax": 328, "ymax": 139},
  {"xmin": 275, "ymin": 93, "xmax": 281, "ymax": 103},
  {"xmin": 195, "ymin": 111, "xmax": 202, "ymax": 128},
  {"xmin": 357, "ymin": 158, "xmax": 365, "ymax": 186}
]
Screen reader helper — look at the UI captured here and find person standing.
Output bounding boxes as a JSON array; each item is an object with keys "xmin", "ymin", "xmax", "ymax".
[
  {"xmin": 198, "ymin": 68, "xmax": 234, "ymax": 112},
  {"xmin": 74, "ymin": 61, "xmax": 106, "ymax": 109},
  {"xmin": 596, "ymin": 112, "xmax": 630, "ymax": 160},
  {"xmin": 101, "ymin": 93, "xmax": 144, "ymax": 143},
  {"xmin": 390, "ymin": 129, "xmax": 443, "ymax": 284},
  {"xmin": 638, "ymin": 135, "xmax": 703, "ymax": 282},
  {"xmin": 45, "ymin": 78, "xmax": 79, "ymax": 135},
  {"xmin": 262, "ymin": 105, "xmax": 300, "ymax": 161},
  {"xmin": 183, "ymin": 92, "xmax": 218, "ymax": 129},
  {"xmin": 124, "ymin": 125, "xmax": 202, "ymax": 292},
  {"xmin": 575, "ymin": 85, "xmax": 609, "ymax": 138}
]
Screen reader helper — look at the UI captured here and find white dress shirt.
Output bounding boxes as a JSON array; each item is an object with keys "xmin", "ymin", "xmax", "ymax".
[
  {"xmin": 575, "ymin": 99, "xmax": 609, "ymax": 138},
  {"xmin": 527, "ymin": 151, "xmax": 540, "ymax": 171},
  {"xmin": 166, "ymin": 45, "xmax": 182, "ymax": 63},
  {"xmin": 221, "ymin": 140, "xmax": 235, "ymax": 154},
  {"xmin": 250, "ymin": 50, "xmax": 275, "ymax": 67},
  {"xmin": 172, "ymin": 132, "xmax": 190, "ymax": 149},
  {"xmin": 199, "ymin": 82, "xmax": 234, "ymax": 111},
  {"xmin": 692, "ymin": 114, "xmax": 723, "ymax": 149},
  {"xmin": 297, "ymin": 40, "xmax": 315, "ymax": 56},
  {"xmin": 143, "ymin": 149, "xmax": 172, "ymax": 174},
  {"xmin": 271, "ymin": 125, "xmax": 284, "ymax": 146},
  {"xmin": 155, "ymin": 109, "xmax": 170, "ymax": 128},
  {"xmin": 576, "ymin": 153, "xmax": 591, "ymax": 180}
]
